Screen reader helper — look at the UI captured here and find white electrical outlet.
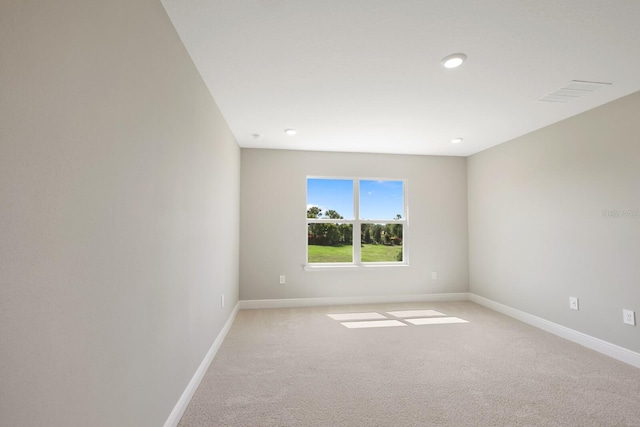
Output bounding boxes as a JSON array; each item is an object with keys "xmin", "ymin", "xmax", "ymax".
[
  {"xmin": 431, "ymin": 272, "xmax": 438, "ymax": 280},
  {"xmin": 623, "ymin": 309, "xmax": 636, "ymax": 326},
  {"xmin": 221, "ymin": 294, "xmax": 225, "ymax": 308},
  {"xmin": 569, "ymin": 297, "xmax": 579, "ymax": 310},
  {"xmin": 279, "ymin": 275, "xmax": 286, "ymax": 284}
]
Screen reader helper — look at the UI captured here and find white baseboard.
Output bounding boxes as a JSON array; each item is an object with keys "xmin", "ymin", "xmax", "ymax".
[
  {"xmin": 239, "ymin": 292, "xmax": 470, "ymax": 310},
  {"xmin": 469, "ymin": 293, "xmax": 640, "ymax": 369},
  {"xmin": 163, "ymin": 302, "xmax": 240, "ymax": 427}
]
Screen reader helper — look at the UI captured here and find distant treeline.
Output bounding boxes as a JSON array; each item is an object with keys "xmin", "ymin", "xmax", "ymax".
[{"xmin": 307, "ymin": 207, "xmax": 403, "ymax": 247}]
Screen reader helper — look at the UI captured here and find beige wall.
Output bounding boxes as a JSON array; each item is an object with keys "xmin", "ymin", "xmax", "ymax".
[
  {"xmin": 0, "ymin": 1, "xmax": 240, "ymax": 426},
  {"xmin": 240, "ymin": 149, "xmax": 468, "ymax": 300},
  {"xmin": 468, "ymin": 92, "xmax": 640, "ymax": 353}
]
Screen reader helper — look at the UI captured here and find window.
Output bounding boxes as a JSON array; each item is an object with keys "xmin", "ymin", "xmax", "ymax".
[{"xmin": 306, "ymin": 178, "xmax": 407, "ymax": 266}]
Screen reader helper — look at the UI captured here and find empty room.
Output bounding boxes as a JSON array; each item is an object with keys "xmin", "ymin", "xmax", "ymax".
[{"xmin": 1, "ymin": 1, "xmax": 639, "ymax": 426}]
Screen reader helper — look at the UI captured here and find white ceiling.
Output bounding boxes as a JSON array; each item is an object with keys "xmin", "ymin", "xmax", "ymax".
[{"xmin": 161, "ymin": 0, "xmax": 640, "ymax": 157}]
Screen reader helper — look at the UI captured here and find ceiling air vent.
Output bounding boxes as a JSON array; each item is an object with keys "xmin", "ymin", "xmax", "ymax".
[{"xmin": 538, "ymin": 80, "xmax": 612, "ymax": 103}]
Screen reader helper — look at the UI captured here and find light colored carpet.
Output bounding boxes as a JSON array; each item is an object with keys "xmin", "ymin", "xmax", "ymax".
[{"xmin": 178, "ymin": 301, "xmax": 640, "ymax": 426}]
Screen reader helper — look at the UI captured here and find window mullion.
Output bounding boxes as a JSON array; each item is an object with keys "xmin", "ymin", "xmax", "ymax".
[{"xmin": 353, "ymin": 179, "xmax": 361, "ymax": 265}]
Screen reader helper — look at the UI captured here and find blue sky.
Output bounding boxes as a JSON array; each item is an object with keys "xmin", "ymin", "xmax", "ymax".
[{"xmin": 307, "ymin": 179, "xmax": 404, "ymax": 220}]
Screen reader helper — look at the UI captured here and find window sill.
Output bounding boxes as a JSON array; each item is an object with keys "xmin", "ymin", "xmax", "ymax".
[{"xmin": 303, "ymin": 263, "xmax": 410, "ymax": 272}]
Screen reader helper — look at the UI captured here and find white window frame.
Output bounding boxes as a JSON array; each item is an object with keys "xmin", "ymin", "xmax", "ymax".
[{"xmin": 305, "ymin": 176, "xmax": 408, "ymax": 270}]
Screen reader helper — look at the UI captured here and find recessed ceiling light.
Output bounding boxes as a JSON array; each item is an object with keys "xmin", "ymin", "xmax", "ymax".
[
  {"xmin": 451, "ymin": 138, "xmax": 463, "ymax": 144},
  {"xmin": 252, "ymin": 133, "xmax": 263, "ymax": 139},
  {"xmin": 284, "ymin": 129, "xmax": 297, "ymax": 135},
  {"xmin": 442, "ymin": 53, "xmax": 467, "ymax": 69}
]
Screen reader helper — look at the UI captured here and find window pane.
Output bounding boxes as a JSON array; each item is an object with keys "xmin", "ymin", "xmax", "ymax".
[
  {"xmin": 359, "ymin": 180, "xmax": 403, "ymax": 220},
  {"xmin": 307, "ymin": 178, "xmax": 354, "ymax": 220},
  {"xmin": 360, "ymin": 224, "xmax": 403, "ymax": 262},
  {"xmin": 308, "ymin": 224, "xmax": 353, "ymax": 263}
]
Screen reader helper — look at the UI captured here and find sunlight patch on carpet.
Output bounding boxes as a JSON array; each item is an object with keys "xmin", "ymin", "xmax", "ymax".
[
  {"xmin": 387, "ymin": 309, "xmax": 445, "ymax": 318},
  {"xmin": 327, "ymin": 312, "xmax": 387, "ymax": 321},
  {"xmin": 405, "ymin": 317, "xmax": 468, "ymax": 325},
  {"xmin": 327, "ymin": 309, "xmax": 470, "ymax": 329},
  {"xmin": 341, "ymin": 320, "xmax": 407, "ymax": 329}
]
